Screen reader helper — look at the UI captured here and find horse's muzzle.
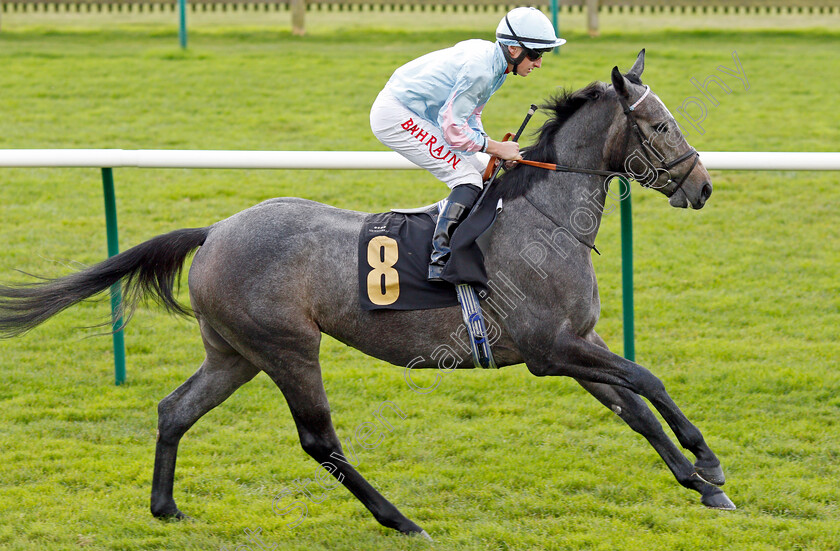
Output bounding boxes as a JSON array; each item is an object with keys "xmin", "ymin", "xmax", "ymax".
[{"xmin": 671, "ymin": 180, "xmax": 713, "ymax": 209}]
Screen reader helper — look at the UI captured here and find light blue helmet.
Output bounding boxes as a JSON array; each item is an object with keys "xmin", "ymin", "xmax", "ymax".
[{"xmin": 496, "ymin": 7, "xmax": 566, "ymax": 51}]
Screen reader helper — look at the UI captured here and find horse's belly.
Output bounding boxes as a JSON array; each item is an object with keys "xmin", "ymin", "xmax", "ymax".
[{"xmin": 323, "ymin": 306, "xmax": 524, "ymax": 369}]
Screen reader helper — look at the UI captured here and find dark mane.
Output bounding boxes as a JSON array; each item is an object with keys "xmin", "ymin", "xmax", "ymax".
[{"xmin": 489, "ymin": 81, "xmax": 610, "ymax": 201}]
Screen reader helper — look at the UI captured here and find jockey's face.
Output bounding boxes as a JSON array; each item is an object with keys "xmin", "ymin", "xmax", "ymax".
[{"xmin": 508, "ymin": 46, "xmax": 543, "ymax": 76}]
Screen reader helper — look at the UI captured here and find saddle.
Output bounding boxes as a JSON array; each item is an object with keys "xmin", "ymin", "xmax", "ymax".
[
  {"xmin": 358, "ymin": 204, "xmax": 456, "ymax": 311},
  {"xmin": 358, "ymin": 196, "xmax": 502, "ymax": 369},
  {"xmin": 358, "ymin": 197, "xmax": 502, "ymax": 311}
]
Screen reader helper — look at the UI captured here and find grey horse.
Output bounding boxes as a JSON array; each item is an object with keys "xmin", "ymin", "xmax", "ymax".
[{"xmin": 0, "ymin": 51, "xmax": 733, "ymax": 538}]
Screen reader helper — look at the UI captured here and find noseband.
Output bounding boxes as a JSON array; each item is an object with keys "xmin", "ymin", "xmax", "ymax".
[{"xmin": 616, "ymin": 84, "xmax": 700, "ymax": 196}]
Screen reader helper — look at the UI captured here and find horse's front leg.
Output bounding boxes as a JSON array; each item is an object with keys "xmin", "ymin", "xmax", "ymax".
[
  {"xmin": 524, "ymin": 329, "xmax": 732, "ymax": 504},
  {"xmin": 573, "ymin": 332, "xmax": 733, "ymax": 509}
]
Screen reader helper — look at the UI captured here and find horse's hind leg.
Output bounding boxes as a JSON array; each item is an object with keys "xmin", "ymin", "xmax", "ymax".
[
  {"xmin": 575, "ymin": 333, "xmax": 734, "ymax": 509},
  {"xmin": 151, "ymin": 320, "xmax": 260, "ymax": 519},
  {"xmin": 257, "ymin": 326, "xmax": 429, "ymax": 537}
]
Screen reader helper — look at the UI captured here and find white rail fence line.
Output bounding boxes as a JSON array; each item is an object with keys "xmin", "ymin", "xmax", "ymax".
[
  {"xmin": 2, "ymin": 149, "xmax": 838, "ymax": 385},
  {"xmin": 2, "ymin": 150, "xmax": 840, "ymax": 170}
]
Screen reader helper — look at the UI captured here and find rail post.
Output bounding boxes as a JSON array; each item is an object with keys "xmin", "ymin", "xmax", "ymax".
[
  {"xmin": 101, "ymin": 168, "xmax": 127, "ymax": 385},
  {"xmin": 619, "ymin": 176, "xmax": 635, "ymax": 362},
  {"xmin": 292, "ymin": 0, "xmax": 306, "ymax": 36},
  {"xmin": 587, "ymin": 0, "xmax": 600, "ymax": 37},
  {"xmin": 178, "ymin": 0, "xmax": 188, "ymax": 49}
]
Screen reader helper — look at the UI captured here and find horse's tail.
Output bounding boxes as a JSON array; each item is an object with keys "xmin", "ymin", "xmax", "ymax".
[{"xmin": 0, "ymin": 227, "xmax": 210, "ymax": 338}]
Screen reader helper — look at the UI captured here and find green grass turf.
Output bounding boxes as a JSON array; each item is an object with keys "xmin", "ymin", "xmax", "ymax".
[{"xmin": 0, "ymin": 12, "xmax": 839, "ymax": 551}]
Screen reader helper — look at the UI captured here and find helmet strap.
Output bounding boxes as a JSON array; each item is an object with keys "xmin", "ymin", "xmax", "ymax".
[{"xmin": 499, "ymin": 42, "xmax": 528, "ymax": 76}]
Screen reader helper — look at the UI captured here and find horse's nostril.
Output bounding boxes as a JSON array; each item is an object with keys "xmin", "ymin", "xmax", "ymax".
[{"xmin": 701, "ymin": 183, "xmax": 713, "ymax": 202}]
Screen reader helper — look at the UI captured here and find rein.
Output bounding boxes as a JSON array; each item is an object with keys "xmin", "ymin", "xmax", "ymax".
[
  {"xmin": 499, "ymin": 83, "xmax": 702, "ymax": 255},
  {"xmin": 483, "ymin": 82, "xmax": 701, "ymax": 255},
  {"xmin": 514, "ymin": 84, "xmax": 700, "ymax": 194},
  {"xmin": 516, "ymin": 158, "xmax": 617, "ymax": 178}
]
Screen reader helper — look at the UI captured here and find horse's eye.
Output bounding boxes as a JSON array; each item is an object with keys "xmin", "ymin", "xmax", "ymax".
[{"xmin": 655, "ymin": 121, "xmax": 670, "ymax": 133}]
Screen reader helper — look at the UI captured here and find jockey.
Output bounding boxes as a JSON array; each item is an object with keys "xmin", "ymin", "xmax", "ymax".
[{"xmin": 370, "ymin": 7, "xmax": 565, "ymax": 281}]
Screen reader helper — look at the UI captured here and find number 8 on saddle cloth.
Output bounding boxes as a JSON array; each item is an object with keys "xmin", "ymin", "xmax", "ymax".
[{"xmin": 358, "ymin": 200, "xmax": 502, "ymax": 369}]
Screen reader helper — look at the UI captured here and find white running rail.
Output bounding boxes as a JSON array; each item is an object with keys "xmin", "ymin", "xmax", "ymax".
[{"xmin": 1, "ymin": 150, "xmax": 840, "ymax": 170}]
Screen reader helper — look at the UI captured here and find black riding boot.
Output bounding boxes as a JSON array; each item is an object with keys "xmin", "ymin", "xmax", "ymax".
[{"xmin": 428, "ymin": 184, "xmax": 481, "ymax": 281}]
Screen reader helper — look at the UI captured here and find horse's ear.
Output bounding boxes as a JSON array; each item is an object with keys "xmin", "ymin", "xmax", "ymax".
[
  {"xmin": 628, "ymin": 48, "xmax": 646, "ymax": 80},
  {"xmin": 611, "ymin": 66, "xmax": 629, "ymax": 98}
]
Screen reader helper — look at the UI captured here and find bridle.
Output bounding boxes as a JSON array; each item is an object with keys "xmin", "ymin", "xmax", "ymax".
[
  {"xmin": 517, "ymin": 84, "xmax": 700, "ymax": 197},
  {"xmin": 615, "ymin": 84, "xmax": 700, "ymax": 197},
  {"xmin": 482, "ymin": 83, "xmax": 702, "ymax": 254}
]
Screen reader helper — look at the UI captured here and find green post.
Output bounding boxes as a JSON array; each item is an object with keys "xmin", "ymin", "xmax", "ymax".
[
  {"xmin": 101, "ymin": 168, "xmax": 126, "ymax": 385},
  {"xmin": 178, "ymin": 0, "xmax": 187, "ymax": 50},
  {"xmin": 551, "ymin": 0, "xmax": 559, "ymax": 55},
  {"xmin": 619, "ymin": 177, "xmax": 635, "ymax": 362}
]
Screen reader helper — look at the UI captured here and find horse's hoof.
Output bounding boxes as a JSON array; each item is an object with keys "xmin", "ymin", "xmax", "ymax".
[
  {"xmin": 701, "ymin": 487, "xmax": 736, "ymax": 510},
  {"xmin": 152, "ymin": 508, "xmax": 191, "ymax": 521},
  {"xmin": 695, "ymin": 463, "xmax": 726, "ymax": 486},
  {"xmin": 406, "ymin": 529, "xmax": 433, "ymax": 542}
]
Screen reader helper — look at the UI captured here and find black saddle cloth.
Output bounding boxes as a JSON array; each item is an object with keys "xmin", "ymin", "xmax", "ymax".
[{"xmin": 358, "ymin": 197, "xmax": 500, "ymax": 311}]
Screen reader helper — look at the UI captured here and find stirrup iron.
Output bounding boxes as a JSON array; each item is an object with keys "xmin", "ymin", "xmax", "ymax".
[{"xmin": 455, "ymin": 284, "xmax": 497, "ymax": 369}]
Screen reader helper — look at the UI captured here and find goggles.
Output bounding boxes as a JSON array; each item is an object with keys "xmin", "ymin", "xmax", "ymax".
[{"xmin": 524, "ymin": 47, "xmax": 552, "ymax": 61}]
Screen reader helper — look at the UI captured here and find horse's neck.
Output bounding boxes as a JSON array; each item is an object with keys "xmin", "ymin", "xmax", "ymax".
[{"xmin": 521, "ymin": 114, "xmax": 618, "ymax": 246}]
